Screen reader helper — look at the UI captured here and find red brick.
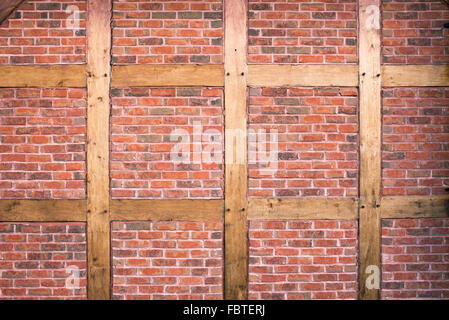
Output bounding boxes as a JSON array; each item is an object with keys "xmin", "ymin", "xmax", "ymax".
[
  {"xmin": 0, "ymin": 223, "xmax": 87, "ymax": 300},
  {"xmin": 382, "ymin": 88, "xmax": 449, "ymax": 196},
  {"xmin": 249, "ymin": 219, "xmax": 358, "ymax": 300},
  {"xmin": 382, "ymin": 1, "xmax": 449, "ymax": 64},
  {"xmin": 111, "ymin": 88, "xmax": 223, "ymax": 199},
  {"xmin": 381, "ymin": 218, "xmax": 449, "ymax": 300},
  {"xmin": 249, "ymin": 87, "xmax": 358, "ymax": 198},
  {"xmin": 0, "ymin": 1, "xmax": 86, "ymax": 65},
  {"xmin": 112, "ymin": 221, "xmax": 223, "ymax": 300},
  {"xmin": 112, "ymin": 0, "xmax": 223, "ymax": 65}
]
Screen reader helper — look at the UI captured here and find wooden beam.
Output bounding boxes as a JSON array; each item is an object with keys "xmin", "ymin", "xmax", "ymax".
[
  {"xmin": 0, "ymin": 0, "xmax": 25, "ymax": 24},
  {"xmin": 358, "ymin": 0, "xmax": 382, "ymax": 300},
  {"xmin": 224, "ymin": 0, "xmax": 248, "ymax": 300},
  {"xmin": 248, "ymin": 198, "xmax": 358, "ymax": 220},
  {"xmin": 381, "ymin": 196, "xmax": 449, "ymax": 219},
  {"xmin": 86, "ymin": 0, "xmax": 111, "ymax": 301},
  {"xmin": 0, "ymin": 65, "xmax": 86, "ymax": 88},
  {"xmin": 110, "ymin": 200, "xmax": 223, "ymax": 221},
  {"xmin": 111, "ymin": 65, "xmax": 224, "ymax": 87},
  {"xmin": 248, "ymin": 64, "xmax": 358, "ymax": 87},
  {"xmin": 0, "ymin": 200, "xmax": 86, "ymax": 222},
  {"xmin": 382, "ymin": 65, "xmax": 449, "ymax": 87}
]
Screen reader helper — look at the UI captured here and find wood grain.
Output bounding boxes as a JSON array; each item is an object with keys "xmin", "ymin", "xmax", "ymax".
[
  {"xmin": 112, "ymin": 64, "xmax": 224, "ymax": 87},
  {"xmin": 86, "ymin": 0, "xmax": 111, "ymax": 300},
  {"xmin": 248, "ymin": 198, "xmax": 358, "ymax": 220},
  {"xmin": 381, "ymin": 196, "xmax": 449, "ymax": 218},
  {"xmin": 0, "ymin": 200, "xmax": 86, "ymax": 221},
  {"xmin": 110, "ymin": 200, "xmax": 223, "ymax": 221},
  {"xmin": 382, "ymin": 65, "xmax": 449, "ymax": 87},
  {"xmin": 0, "ymin": 0, "xmax": 25, "ymax": 24},
  {"xmin": 358, "ymin": 0, "xmax": 382, "ymax": 300},
  {"xmin": 248, "ymin": 64, "xmax": 358, "ymax": 87},
  {"xmin": 224, "ymin": 0, "xmax": 248, "ymax": 300},
  {"xmin": 0, "ymin": 65, "xmax": 86, "ymax": 88}
]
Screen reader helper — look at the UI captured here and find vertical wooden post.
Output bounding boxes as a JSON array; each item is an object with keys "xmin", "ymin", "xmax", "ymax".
[
  {"xmin": 86, "ymin": 0, "xmax": 112, "ymax": 300},
  {"xmin": 224, "ymin": 0, "xmax": 248, "ymax": 300},
  {"xmin": 358, "ymin": 0, "xmax": 382, "ymax": 300}
]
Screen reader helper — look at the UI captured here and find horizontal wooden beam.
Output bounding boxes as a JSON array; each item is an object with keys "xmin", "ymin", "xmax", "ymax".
[
  {"xmin": 248, "ymin": 64, "xmax": 359, "ymax": 87},
  {"xmin": 0, "ymin": 200, "xmax": 86, "ymax": 222},
  {"xmin": 111, "ymin": 65, "xmax": 224, "ymax": 87},
  {"xmin": 381, "ymin": 196, "xmax": 449, "ymax": 219},
  {"xmin": 0, "ymin": 65, "xmax": 86, "ymax": 88},
  {"xmin": 248, "ymin": 198, "xmax": 358, "ymax": 220},
  {"xmin": 2, "ymin": 64, "xmax": 447, "ymax": 89},
  {"xmin": 1, "ymin": 196, "xmax": 448, "ymax": 222},
  {"xmin": 382, "ymin": 65, "xmax": 449, "ymax": 87},
  {"xmin": 110, "ymin": 199, "xmax": 223, "ymax": 221}
]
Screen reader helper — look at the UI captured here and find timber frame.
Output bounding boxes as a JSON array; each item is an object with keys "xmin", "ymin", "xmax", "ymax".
[{"xmin": 0, "ymin": 0, "xmax": 448, "ymax": 300}]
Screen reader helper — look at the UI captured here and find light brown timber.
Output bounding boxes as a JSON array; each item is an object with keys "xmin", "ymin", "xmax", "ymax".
[
  {"xmin": 0, "ymin": 200, "xmax": 86, "ymax": 222},
  {"xmin": 224, "ymin": 0, "xmax": 248, "ymax": 300},
  {"xmin": 248, "ymin": 64, "xmax": 358, "ymax": 87},
  {"xmin": 110, "ymin": 200, "xmax": 223, "ymax": 221},
  {"xmin": 86, "ymin": 0, "xmax": 111, "ymax": 300},
  {"xmin": 248, "ymin": 198, "xmax": 358, "ymax": 220},
  {"xmin": 0, "ymin": 65, "xmax": 86, "ymax": 88},
  {"xmin": 382, "ymin": 65, "xmax": 449, "ymax": 87},
  {"xmin": 111, "ymin": 64, "xmax": 224, "ymax": 87},
  {"xmin": 358, "ymin": 0, "xmax": 382, "ymax": 300},
  {"xmin": 381, "ymin": 196, "xmax": 449, "ymax": 218}
]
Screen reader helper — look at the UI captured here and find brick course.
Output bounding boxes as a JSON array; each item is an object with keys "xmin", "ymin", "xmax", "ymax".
[
  {"xmin": 248, "ymin": 0, "xmax": 357, "ymax": 64},
  {"xmin": 0, "ymin": 0, "xmax": 86, "ymax": 65},
  {"xmin": 382, "ymin": 0, "xmax": 449, "ymax": 64},
  {"xmin": 0, "ymin": 88, "xmax": 86, "ymax": 199},
  {"xmin": 249, "ymin": 87, "xmax": 358, "ymax": 198},
  {"xmin": 111, "ymin": 221, "xmax": 223, "ymax": 300},
  {"xmin": 0, "ymin": 223, "xmax": 87, "ymax": 300},
  {"xmin": 112, "ymin": 0, "xmax": 223, "ymax": 64},
  {"xmin": 111, "ymin": 87, "xmax": 223, "ymax": 199},
  {"xmin": 381, "ymin": 218, "xmax": 449, "ymax": 299},
  {"xmin": 248, "ymin": 220, "xmax": 358, "ymax": 299},
  {"xmin": 382, "ymin": 87, "xmax": 449, "ymax": 196}
]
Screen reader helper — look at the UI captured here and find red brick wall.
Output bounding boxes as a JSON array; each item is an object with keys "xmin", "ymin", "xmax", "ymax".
[
  {"xmin": 111, "ymin": 221, "xmax": 223, "ymax": 300},
  {"xmin": 111, "ymin": 87, "xmax": 223, "ymax": 199},
  {"xmin": 112, "ymin": 0, "xmax": 223, "ymax": 64},
  {"xmin": 381, "ymin": 218, "xmax": 449, "ymax": 299},
  {"xmin": 248, "ymin": 0, "xmax": 357, "ymax": 64},
  {"xmin": 0, "ymin": 0, "xmax": 86, "ymax": 65},
  {"xmin": 382, "ymin": 0, "xmax": 449, "ymax": 64},
  {"xmin": 248, "ymin": 87, "xmax": 358, "ymax": 198},
  {"xmin": 248, "ymin": 220, "xmax": 358, "ymax": 299},
  {"xmin": 0, "ymin": 88, "xmax": 86, "ymax": 199},
  {"xmin": 382, "ymin": 87, "xmax": 449, "ymax": 196},
  {"xmin": 0, "ymin": 223, "xmax": 87, "ymax": 300}
]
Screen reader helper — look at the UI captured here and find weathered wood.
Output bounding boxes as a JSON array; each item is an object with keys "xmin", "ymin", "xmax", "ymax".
[
  {"xmin": 248, "ymin": 198, "xmax": 358, "ymax": 220},
  {"xmin": 0, "ymin": 0, "xmax": 25, "ymax": 24},
  {"xmin": 248, "ymin": 64, "xmax": 358, "ymax": 87},
  {"xmin": 382, "ymin": 65, "xmax": 449, "ymax": 87},
  {"xmin": 1, "ymin": 64, "xmax": 447, "ymax": 89},
  {"xmin": 110, "ymin": 200, "xmax": 223, "ymax": 221},
  {"xmin": 224, "ymin": 0, "xmax": 248, "ymax": 300},
  {"xmin": 358, "ymin": 0, "xmax": 382, "ymax": 301},
  {"xmin": 0, "ymin": 65, "xmax": 86, "ymax": 88},
  {"xmin": 86, "ymin": 0, "xmax": 111, "ymax": 301},
  {"xmin": 0, "ymin": 200, "xmax": 86, "ymax": 222},
  {"xmin": 381, "ymin": 196, "xmax": 449, "ymax": 218},
  {"xmin": 112, "ymin": 65, "xmax": 224, "ymax": 87}
]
